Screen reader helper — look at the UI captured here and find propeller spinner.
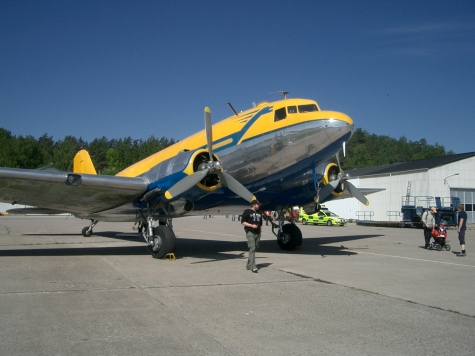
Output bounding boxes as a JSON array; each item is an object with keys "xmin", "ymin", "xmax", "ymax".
[{"xmin": 165, "ymin": 108, "xmax": 256, "ymax": 203}]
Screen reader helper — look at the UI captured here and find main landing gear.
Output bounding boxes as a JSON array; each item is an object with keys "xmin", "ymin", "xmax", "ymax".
[
  {"xmin": 81, "ymin": 216, "xmax": 176, "ymax": 259},
  {"xmin": 82, "ymin": 220, "xmax": 98, "ymax": 237},
  {"xmin": 145, "ymin": 218, "xmax": 176, "ymax": 259},
  {"xmin": 271, "ymin": 211, "xmax": 303, "ymax": 251}
]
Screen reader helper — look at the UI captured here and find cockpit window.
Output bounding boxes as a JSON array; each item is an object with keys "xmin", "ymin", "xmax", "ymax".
[
  {"xmin": 274, "ymin": 107, "xmax": 287, "ymax": 121},
  {"xmin": 287, "ymin": 106, "xmax": 297, "ymax": 114},
  {"xmin": 298, "ymin": 104, "xmax": 318, "ymax": 113}
]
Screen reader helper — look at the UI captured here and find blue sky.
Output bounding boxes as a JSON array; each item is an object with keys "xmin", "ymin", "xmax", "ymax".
[{"xmin": 1, "ymin": 0, "xmax": 474, "ymax": 154}]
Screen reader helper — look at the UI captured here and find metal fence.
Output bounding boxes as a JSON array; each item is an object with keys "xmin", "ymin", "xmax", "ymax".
[{"xmin": 356, "ymin": 211, "xmax": 374, "ymax": 221}]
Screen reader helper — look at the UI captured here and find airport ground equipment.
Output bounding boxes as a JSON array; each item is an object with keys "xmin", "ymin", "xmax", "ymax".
[{"xmin": 400, "ymin": 196, "xmax": 460, "ymax": 227}]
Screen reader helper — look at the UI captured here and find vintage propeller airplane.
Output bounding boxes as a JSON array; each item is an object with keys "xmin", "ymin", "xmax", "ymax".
[{"xmin": 0, "ymin": 95, "xmax": 379, "ymax": 259}]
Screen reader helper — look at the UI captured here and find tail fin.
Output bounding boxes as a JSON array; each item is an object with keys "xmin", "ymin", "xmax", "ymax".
[{"xmin": 73, "ymin": 149, "xmax": 97, "ymax": 174}]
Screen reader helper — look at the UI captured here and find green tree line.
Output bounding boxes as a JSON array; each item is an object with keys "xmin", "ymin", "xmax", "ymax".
[
  {"xmin": 338, "ymin": 128, "xmax": 455, "ymax": 169},
  {"xmin": 0, "ymin": 127, "xmax": 455, "ymax": 174},
  {"xmin": 0, "ymin": 128, "xmax": 176, "ymax": 175}
]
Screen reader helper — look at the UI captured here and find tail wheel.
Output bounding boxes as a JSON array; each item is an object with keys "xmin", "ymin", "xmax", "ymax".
[
  {"xmin": 147, "ymin": 226, "xmax": 176, "ymax": 259},
  {"xmin": 277, "ymin": 224, "xmax": 303, "ymax": 251}
]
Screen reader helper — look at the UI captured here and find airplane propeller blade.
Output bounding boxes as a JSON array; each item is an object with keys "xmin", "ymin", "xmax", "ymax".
[
  {"xmin": 165, "ymin": 169, "xmax": 210, "ymax": 200},
  {"xmin": 217, "ymin": 171, "xmax": 255, "ymax": 203},
  {"xmin": 164, "ymin": 106, "xmax": 255, "ymax": 203},
  {"xmin": 204, "ymin": 107, "xmax": 213, "ymax": 161},
  {"xmin": 344, "ymin": 180, "xmax": 369, "ymax": 206},
  {"xmin": 318, "ymin": 179, "xmax": 340, "ymax": 202},
  {"xmin": 336, "ymin": 150, "xmax": 341, "ymax": 173}
]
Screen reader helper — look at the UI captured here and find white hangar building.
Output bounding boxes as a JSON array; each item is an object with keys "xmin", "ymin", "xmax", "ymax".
[{"xmin": 325, "ymin": 152, "xmax": 475, "ymax": 224}]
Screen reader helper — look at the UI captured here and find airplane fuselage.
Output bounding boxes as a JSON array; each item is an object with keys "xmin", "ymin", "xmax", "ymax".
[{"xmin": 90, "ymin": 98, "xmax": 355, "ymax": 219}]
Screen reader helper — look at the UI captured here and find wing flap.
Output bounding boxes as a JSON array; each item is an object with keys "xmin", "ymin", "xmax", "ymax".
[{"xmin": 0, "ymin": 168, "xmax": 149, "ymax": 214}]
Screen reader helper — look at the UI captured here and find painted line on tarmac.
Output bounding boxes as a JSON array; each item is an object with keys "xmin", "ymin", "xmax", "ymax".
[
  {"xmin": 178, "ymin": 226, "xmax": 475, "ymax": 268},
  {"xmin": 348, "ymin": 250, "xmax": 475, "ymax": 268}
]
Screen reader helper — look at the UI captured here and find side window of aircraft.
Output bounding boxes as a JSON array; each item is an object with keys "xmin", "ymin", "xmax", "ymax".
[
  {"xmin": 274, "ymin": 107, "xmax": 287, "ymax": 121},
  {"xmin": 298, "ymin": 104, "xmax": 318, "ymax": 113}
]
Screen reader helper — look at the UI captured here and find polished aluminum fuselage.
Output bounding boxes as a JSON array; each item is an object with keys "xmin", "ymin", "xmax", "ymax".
[{"xmin": 79, "ymin": 111, "xmax": 354, "ymax": 221}]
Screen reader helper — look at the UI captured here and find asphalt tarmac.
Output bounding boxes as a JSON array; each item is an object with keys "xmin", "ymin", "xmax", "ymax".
[{"xmin": 0, "ymin": 215, "xmax": 473, "ymax": 355}]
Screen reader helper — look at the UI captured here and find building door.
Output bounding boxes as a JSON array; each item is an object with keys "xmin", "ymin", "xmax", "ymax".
[{"xmin": 451, "ymin": 189, "xmax": 474, "ymax": 224}]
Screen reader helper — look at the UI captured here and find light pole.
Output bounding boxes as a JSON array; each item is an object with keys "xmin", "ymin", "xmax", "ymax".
[{"xmin": 444, "ymin": 172, "xmax": 460, "ymax": 186}]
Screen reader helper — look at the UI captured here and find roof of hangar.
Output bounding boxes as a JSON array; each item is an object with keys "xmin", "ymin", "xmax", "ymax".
[{"xmin": 345, "ymin": 152, "xmax": 475, "ymax": 178}]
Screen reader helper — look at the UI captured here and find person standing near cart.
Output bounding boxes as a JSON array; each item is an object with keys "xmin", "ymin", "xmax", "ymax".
[
  {"xmin": 241, "ymin": 199, "xmax": 262, "ymax": 273},
  {"xmin": 422, "ymin": 207, "xmax": 437, "ymax": 249}
]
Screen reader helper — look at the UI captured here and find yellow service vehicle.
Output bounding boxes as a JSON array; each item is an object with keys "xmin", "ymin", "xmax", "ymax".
[{"xmin": 298, "ymin": 207, "xmax": 346, "ymax": 226}]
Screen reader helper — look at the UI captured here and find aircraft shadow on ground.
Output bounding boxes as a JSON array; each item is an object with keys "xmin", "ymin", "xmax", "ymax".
[
  {"xmin": 22, "ymin": 231, "xmax": 138, "ymax": 239},
  {"xmin": 0, "ymin": 232, "xmax": 382, "ymax": 259}
]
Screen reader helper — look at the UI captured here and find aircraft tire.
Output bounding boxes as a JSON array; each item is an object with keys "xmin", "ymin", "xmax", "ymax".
[
  {"xmin": 82, "ymin": 227, "xmax": 92, "ymax": 237},
  {"xmin": 148, "ymin": 226, "xmax": 176, "ymax": 259},
  {"xmin": 277, "ymin": 224, "xmax": 302, "ymax": 251}
]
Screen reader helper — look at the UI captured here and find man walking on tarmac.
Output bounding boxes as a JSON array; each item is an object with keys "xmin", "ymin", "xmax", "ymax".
[{"xmin": 241, "ymin": 199, "xmax": 262, "ymax": 273}]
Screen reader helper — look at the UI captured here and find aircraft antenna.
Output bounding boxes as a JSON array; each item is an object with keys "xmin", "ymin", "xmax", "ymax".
[
  {"xmin": 227, "ymin": 102, "xmax": 238, "ymax": 116},
  {"xmin": 269, "ymin": 91, "xmax": 289, "ymax": 99}
]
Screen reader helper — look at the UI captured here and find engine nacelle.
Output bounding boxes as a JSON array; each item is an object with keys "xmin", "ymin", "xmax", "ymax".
[
  {"xmin": 301, "ymin": 203, "xmax": 322, "ymax": 215},
  {"xmin": 145, "ymin": 148, "xmax": 223, "ymax": 194},
  {"xmin": 315, "ymin": 162, "xmax": 345, "ymax": 195},
  {"xmin": 169, "ymin": 199, "xmax": 194, "ymax": 215},
  {"xmin": 186, "ymin": 149, "xmax": 222, "ymax": 191}
]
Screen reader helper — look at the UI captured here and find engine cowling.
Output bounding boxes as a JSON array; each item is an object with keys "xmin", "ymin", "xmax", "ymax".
[
  {"xmin": 319, "ymin": 162, "xmax": 344, "ymax": 195},
  {"xmin": 184, "ymin": 149, "xmax": 222, "ymax": 191},
  {"xmin": 144, "ymin": 148, "xmax": 223, "ymax": 200}
]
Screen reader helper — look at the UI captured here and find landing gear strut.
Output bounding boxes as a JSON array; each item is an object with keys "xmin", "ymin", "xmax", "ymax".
[
  {"xmin": 139, "ymin": 210, "xmax": 176, "ymax": 259},
  {"xmin": 146, "ymin": 224, "xmax": 176, "ymax": 259},
  {"xmin": 271, "ymin": 210, "xmax": 303, "ymax": 251},
  {"xmin": 82, "ymin": 220, "xmax": 98, "ymax": 237}
]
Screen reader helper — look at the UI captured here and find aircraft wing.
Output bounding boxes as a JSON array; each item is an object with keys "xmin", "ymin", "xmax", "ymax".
[{"xmin": 0, "ymin": 168, "xmax": 149, "ymax": 214}]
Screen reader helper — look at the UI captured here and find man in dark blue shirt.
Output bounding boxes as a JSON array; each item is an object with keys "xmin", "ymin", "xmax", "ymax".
[
  {"xmin": 241, "ymin": 199, "xmax": 262, "ymax": 272},
  {"xmin": 457, "ymin": 204, "xmax": 468, "ymax": 257}
]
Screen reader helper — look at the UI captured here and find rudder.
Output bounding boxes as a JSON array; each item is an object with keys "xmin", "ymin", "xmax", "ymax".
[{"xmin": 73, "ymin": 149, "xmax": 97, "ymax": 174}]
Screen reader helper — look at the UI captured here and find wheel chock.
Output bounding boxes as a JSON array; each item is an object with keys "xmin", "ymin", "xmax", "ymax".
[{"xmin": 163, "ymin": 253, "xmax": 176, "ymax": 261}]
